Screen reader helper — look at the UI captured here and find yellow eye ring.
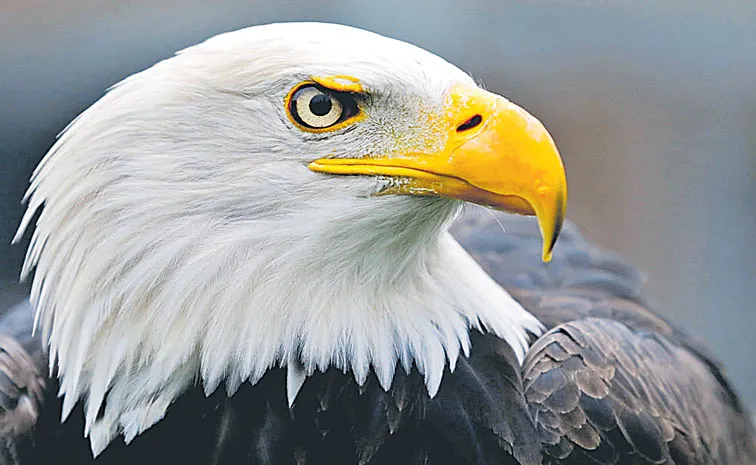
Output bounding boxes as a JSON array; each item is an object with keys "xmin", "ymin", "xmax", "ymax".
[{"xmin": 285, "ymin": 79, "xmax": 365, "ymax": 133}]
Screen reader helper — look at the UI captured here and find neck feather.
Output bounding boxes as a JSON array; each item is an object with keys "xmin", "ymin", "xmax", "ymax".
[{"xmin": 23, "ymin": 196, "xmax": 542, "ymax": 455}]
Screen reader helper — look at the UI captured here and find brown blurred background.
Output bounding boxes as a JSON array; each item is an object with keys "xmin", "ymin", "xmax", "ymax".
[{"xmin": 1, "ymin": 1, "xmax": 754, "ymax": 410}]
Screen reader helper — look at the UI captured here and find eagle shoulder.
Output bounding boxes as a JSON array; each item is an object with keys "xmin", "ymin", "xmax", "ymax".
[
  {"xmin": 0, "ymin": 287, "xmax": 46, "ymax": 465},
  {"xmin": 455, "ymin": 212, "xmax": 756, "ymax": 465}
]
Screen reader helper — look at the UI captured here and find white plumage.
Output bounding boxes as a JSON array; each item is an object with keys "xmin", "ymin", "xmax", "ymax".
[{"xmin": 15, "ymin": 23, "xmax": 543, "ymax": 455}]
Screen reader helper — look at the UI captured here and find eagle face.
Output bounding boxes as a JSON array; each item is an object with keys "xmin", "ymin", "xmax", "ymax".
[
  {"xmin": 122, "ymin": 22, "xmax": 475, "ymax": 232},
  {"xmin": 17, "ymin": 22, "xmax": 565, "ymax": 455}
]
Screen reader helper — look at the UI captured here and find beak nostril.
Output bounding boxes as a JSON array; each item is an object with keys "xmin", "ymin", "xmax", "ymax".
[{"xmin": 457, "ymin": 114, "xmax": 482, "ymax": 132}]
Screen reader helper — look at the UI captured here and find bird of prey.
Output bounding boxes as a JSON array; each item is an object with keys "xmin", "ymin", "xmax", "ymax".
[{"xmin": 0, "ymin": 22, "xmax": 753, "ymax": 465}]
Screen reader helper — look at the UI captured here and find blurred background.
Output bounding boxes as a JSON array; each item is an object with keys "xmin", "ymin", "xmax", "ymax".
[{"xmin": 1, "ymin": 1, "xmax": 754, "ymax": 410}]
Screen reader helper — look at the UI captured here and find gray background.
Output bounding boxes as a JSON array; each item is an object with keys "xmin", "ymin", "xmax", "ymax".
[{"xmin": 1, "ymin": 1, "xmax": 754, "ymax": 411}]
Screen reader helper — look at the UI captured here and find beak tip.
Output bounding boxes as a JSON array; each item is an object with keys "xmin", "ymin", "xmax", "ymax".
[
  {"xmin": 539, "ymin": 190, "xmax": 565, "ymax": 264},
  {"xmin": 541, "ymin": 229, "xmax": 558, "ymax": 263}
]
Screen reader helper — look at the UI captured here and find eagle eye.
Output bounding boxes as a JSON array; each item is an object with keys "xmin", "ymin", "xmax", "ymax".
[{"xmin": 287, "ymin": 84, "xmax": 360, "ymax": 131}]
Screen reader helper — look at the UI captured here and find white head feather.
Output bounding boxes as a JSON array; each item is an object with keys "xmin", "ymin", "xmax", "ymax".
[{"xmin": 16, "ymin": 22, "xmax": 543, "ymax": 455}]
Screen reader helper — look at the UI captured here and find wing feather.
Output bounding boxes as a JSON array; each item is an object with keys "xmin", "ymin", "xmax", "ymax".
[
  {"xmin": 454, "ymin": 211, "xmax": 756, "ymax": 465},
  {"xmin": 0, "ymin": 283, "xmax": 46, "ymax": 465}
]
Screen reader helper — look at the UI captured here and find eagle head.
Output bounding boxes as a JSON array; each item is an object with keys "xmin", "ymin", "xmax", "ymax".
[{"xmin": 16, "ymin": 22, "xmax": 566, "ymax": 454}]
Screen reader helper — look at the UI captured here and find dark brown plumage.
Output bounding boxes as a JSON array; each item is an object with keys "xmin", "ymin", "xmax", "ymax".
[
  {"xmin": 0, "ymin": 289, "xmax": 44, "ymax": 465},
  {"xmin": 460, "ymin": 213, "xmax": 756, "ymax": 464}
]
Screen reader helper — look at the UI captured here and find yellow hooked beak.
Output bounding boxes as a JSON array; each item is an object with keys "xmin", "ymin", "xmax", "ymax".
[{"xmin": 309, "ymin": 84, "xmax": 567, "ymax": 262}]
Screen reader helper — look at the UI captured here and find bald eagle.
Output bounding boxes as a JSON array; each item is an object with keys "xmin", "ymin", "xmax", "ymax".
[{"xmin": 0, "ymin": 22, "xmax": 753, "ymax": 465}]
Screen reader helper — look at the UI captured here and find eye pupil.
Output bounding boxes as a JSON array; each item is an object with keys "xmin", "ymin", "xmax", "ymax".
[{"xmin": 309, "ymin": 94, "xmax": 333, "ymax": 116}]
